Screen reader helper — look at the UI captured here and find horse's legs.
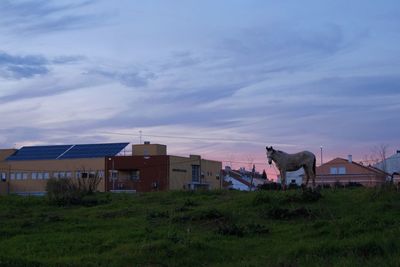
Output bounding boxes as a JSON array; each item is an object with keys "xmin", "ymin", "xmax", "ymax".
[
  {"xmin": 306, "ymin": 165, "xmax": 316, "ymax": 190},
  {"xmin": 311, "ymin": 168, "xmax": 316, "ymax": 189},
  {"xmin": 303, "ymin": 166, "xmax": 310, "ymax": 187},
  {"xmin": 281, "ymin": 171, "xmax": 287, "ymax": 190}
]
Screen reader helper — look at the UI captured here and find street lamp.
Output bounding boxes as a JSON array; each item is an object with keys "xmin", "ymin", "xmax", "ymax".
[{"xmin": 320, "ymin": 146, "xmax": 323, "ymax": 166}]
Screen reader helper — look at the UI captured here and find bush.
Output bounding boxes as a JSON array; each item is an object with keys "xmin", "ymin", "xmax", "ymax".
[
  {"xmin": 346, "ymin": 182, "xmax": 363, "ymax": 188},
  {"xmin": 258, "ymin": 182, "xmax": 282, "ymax": 191},
  {"xmin": 46, "ymin": 178, "xmax": 83, "ymax": 205},
  {"xmin": 46, "ymin": 171, "xmax": 102, "ymax": 206}
]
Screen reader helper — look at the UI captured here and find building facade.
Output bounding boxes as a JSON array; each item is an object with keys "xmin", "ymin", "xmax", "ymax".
[
  {"xmin": 374, "ymin": 150, "xmax": 400, "ymax": 176},
  {"xmin": 0, "ymin": 143, "xmax": 129, "ymax": 195},
  {"xmin": 105, "ymin": 143, "xmax": 222, "ymax": 192},
  {"xmin": 316, "ymin": 156, "xmax": 387, "ymax": 187},
  {"xmin": 0, "ymin": 142, "xmax": 222, "ymax": 195}
]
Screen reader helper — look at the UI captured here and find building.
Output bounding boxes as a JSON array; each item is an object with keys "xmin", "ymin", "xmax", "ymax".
[
  {"xmin": 221, "ymin": 166, "xmax": 266, "ymax": 191},
  {"xmin": 0, "ymin": 143, "xmax": 129, "ymax": 195},
  {"xmin": 106, "ymin": 143, "xmax": 222, "ymax": 192},
  {"xmin": 282, "ymin": 169, "xmax": 304, "ymax": 186},
  {"xmin": 374, "ymin": 150, "xmax": 400, "ymax": 177},
  {"xmin": 316, "ymin": 156, "xmax": 388, "ymax": 187},
  {"xmin": 0, "ymin": 142, "xmax": 222, "ymax": 195}
]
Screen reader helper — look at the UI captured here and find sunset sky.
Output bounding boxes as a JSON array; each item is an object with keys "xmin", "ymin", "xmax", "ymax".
[{"xmin": 0, "ymin": 0, "xmax": 399, "ymax": 174}]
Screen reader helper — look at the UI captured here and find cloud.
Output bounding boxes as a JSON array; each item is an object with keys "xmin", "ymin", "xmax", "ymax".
[
  {"xmin": 0, "ymin": 51, "xmax": 49, "ymax": 79},
  {"xmin": 0, "ymin": 50, "xmax": 85, "ymax": 80},
  {"xmin": 0, "ymin": 0, "xmax": 102, "ymax": 34},
  {"xmin": 88, "ymin": 69, "xmax": 157, "ymax": 88}
]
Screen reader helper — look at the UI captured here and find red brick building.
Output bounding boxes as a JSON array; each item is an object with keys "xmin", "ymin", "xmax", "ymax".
[
  {"xmin": 316, "ymin": 156, "xmax": 388, "ymax": 187},
  {"xmin": 105, "ymin": 143, "xmax": 222, "ymax": 192}
]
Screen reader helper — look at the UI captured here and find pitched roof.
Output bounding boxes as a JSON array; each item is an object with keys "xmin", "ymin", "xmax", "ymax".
[{"xmin": 321, "ymin": 157, "xmax": 389, "ymax": 176}]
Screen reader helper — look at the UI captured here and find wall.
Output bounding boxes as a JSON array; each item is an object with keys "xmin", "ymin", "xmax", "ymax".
[
  {"xmin": 168, "ymin": 155, "xmax": 222, "ymax": 190},
  {"xmin": 105, "ymin": 155, "xmax": 169, "ymax": 192},
  {"xmin": 132, "ymin": 144, "xmax": 167, "ymax": 156},
  {"xmin": 0, "ymin": 158, "xmax": 105, "ymax": 194},
  {"xmin": 316, "ymin": 158, "xmax": 385, "ymax": 187},
  {"xmin": 200, "ymin": 159, "xmax": 222, "ymax": 189}
]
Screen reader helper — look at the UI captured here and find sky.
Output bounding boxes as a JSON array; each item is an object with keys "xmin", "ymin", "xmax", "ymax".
[{"xmin": 0, "ymin": 0, "xmax": 399, "ymax": 175}]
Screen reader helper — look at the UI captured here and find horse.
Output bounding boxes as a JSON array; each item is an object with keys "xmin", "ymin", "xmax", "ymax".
[{"xmin": 266, "ymin": 146, "xmax": 316, "ymax": 189}]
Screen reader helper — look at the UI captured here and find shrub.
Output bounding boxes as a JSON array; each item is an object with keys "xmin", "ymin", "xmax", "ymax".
[
  {"xmin": 257, "ymin": 182, "xmax": 282, "ymax": 191},
  {"xmin": 217, "ymin": 223, "xmax": 245, "ymax": 237},
  {"xmin": 301, "ymin": 189, "xmax": 322, "ymax": 202},
  {"xmin": 46, "ymin": 178, "xmax": 83, "ymax": 205},
  {"xmin": 46, "ymin": 171, "xmax": 102, "ymax": 206},
  {"xmin": 346, "ymin": 182, "xmax": 363, "ymax": 188}
]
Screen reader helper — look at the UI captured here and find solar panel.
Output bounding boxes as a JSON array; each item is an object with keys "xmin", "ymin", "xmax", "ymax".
[
  {"xmin": 7, "ymin": 145, "xmax": 73, "ymax": 161},
  {"xmin": 6, "ymin": 143, "xmax": 129, "ymax": 161},
  {"xmin": 59, "ymin": 143, "xmax": 129, "ymax": 159}
]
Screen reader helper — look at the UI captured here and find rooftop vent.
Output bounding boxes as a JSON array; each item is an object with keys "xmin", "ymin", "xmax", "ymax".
[
  {"xmin": 348, "ymin": 155, "xmax": 352, "ymax": 163},
  {"xmin": 144, "ymin": 141, "xmax": 150, "ymax": 145}
]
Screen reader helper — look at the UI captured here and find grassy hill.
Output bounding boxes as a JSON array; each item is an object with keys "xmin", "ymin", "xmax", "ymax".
[{"xmin": 1, "ymin": 187, "xmax": 400, "ymax": 267}]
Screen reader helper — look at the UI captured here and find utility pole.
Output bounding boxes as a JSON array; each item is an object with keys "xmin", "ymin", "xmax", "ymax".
[{"xmin": 139, "ymin": 130, "xmax": 142, "ymax": 144}]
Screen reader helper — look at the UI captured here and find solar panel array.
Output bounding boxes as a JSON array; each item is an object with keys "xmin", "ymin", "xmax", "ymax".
[
  {"xmin": 7, "ymin": 143, "xmax": 129, "ymax": 161},
  {"xmin": 61, "ymin": 143, "xmax": 129, "ymax": 159}
]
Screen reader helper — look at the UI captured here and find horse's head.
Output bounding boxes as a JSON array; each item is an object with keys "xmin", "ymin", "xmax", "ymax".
[{"xmin": 266, "ymin": 146, "xmax": 275, "ymax": 165}]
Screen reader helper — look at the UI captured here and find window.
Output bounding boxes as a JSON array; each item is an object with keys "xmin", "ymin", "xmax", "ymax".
[
  {"xmin": 89, "ymin": 171, "xmax": 96, "ymax": 178},
  {"xmin": 330, "ymin": 167, "xmax": 338, "ymax": 174},
  {"xmin": 37, "ymin": 172, "xmax": 43, "ymax": 180},
  {"xmin": 16, "ymin": 173, "xmax": 22, "ymax": 180},
  {"xmin": 53, "ymin": 172, "xmax": 59, "ymax": 179},
  {"xmin": 109, "ymin": 170, "xmax": 118, "ymax": 180},
  {"xmin": 10, "ymin": 172, "xmax": 15, "ymax": 180},
  {"xmin": 98, "ymin": 171, "xmax": 104, "ymax": 178},
  {"xmin": 330, "ymin": 167, "xmax": 346, "ymax": 175},
  {"xmin": 43, "ymin": 173, "xmax": 50, "ymax": 180},
  {"xmin": 32, "ymin": 172, "xmax": 38, "ymax": 180},
  {"xmin": 22, "ymin": 173, "xmax": 28, "ymax": 180},
  {"xmin": 81, "ymin": 172, "xmax": 88, "ymax": 178},
  {"xmin": 192, "ymin": 165, "xmax": 200, "ymax": 182},
  {"xmin": 66, "ymin": 172, "xmax": 72, "ymax": 178},
  {"xmin": 1, "ymin": 172, "xmax": 6, "ymax": 181},
  {"xmin": 130, "ymin": 170, "xmax": 140, "ymax": 180},
  {"xmin": 59, "ymin": 172, "xmax": 66, "ymax": 179}
]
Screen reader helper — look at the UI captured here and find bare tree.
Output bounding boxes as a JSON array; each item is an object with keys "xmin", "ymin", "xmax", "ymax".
[
  {"xmin": 372, "ymin": 144, "xmax": 390, "ymax": 173},
  {"xmin": 75, "ymin": 169, "xmax": 103, "ymax": 194}
]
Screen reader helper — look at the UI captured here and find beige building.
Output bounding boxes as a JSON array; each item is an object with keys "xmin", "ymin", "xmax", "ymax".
[{"xmin": 0, "ymin": 143, "xmax": 129, "ymax": 195}]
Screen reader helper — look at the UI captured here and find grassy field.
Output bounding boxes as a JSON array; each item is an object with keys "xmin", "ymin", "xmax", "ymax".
[{"xmin": 1, "ymin": 187, "xmax": 400, "ymax": 267}]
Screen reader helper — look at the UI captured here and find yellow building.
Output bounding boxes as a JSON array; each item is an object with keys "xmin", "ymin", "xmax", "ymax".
[{"xmin": 0, "ymin": 143, "xmax": 129, "ymax": 195}]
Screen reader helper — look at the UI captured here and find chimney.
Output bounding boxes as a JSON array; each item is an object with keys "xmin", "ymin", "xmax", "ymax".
[{"xmin": 348, "ymin": 155, "xmax": 352, "ymax": 163}]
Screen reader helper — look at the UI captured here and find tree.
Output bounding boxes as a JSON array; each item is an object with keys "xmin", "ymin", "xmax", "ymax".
[{"xmin": 363, "ymin": 144, "xmax": 391, "ymax": 182}]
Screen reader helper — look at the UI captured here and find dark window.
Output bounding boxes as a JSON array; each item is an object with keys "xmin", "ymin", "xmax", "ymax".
[
  {"xmin": 192, "ymin": 165, "xmax": 200, "ymax": 182},
  {"xmin": 130, "ymin": 170, "xmax": 140, "ymax": 180}
]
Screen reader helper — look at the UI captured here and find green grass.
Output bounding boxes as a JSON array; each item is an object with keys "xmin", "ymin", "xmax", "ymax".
[{"xmin": 1, "ymin": 187, "xmax": 400, "ymax": 266}]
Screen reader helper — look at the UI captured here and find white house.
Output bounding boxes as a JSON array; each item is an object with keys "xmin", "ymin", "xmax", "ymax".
[{"xmin": 374, "ymin": 150, "xmax": 400, "ymax": 177}]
